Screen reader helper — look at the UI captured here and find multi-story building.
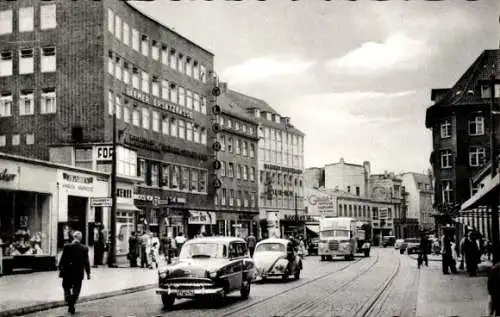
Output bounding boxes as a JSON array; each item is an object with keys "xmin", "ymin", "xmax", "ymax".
[
  {"xmin": 213, "ymin": 83, "xmax": 259, "ymax": 238},
  {"xmin": 324, "ymin": 158, "xmax": 371, "ymax": 197},
  {"xmin": 222, "ymin": 91, "xmax": 305, "ymax": 239},
  {"xmin": 399, "ymin": 172, "xmax": 435, "ymax": 232},
  {"xmin": 425, "ymin": 49, "xmax": 500, "ymax": 227},
  {"xmin": 0, "ymin": 0, "xmax": 215, "ymax": 245}
]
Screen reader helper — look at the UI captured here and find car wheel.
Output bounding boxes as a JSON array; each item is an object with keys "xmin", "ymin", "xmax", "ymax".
[
  {"xmin": 161, "ymin": 294, "xmax": 175, "ymax": 309},
  {"xmin": 240, "ymin": 280, "xmax": 251, "ymax": 299},
  {"xmin": 294, "ymin": 269, "xmax": 301, "ymax": 280}
]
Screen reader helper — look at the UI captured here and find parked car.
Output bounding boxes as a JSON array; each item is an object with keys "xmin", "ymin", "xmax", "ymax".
[
  {"xmin": 394, "ymin": 239, "xmax": 405, "ymax": 250},
  {"xmin": 404, "ymin": 238, "xmax": 421, "ymax": 254},
  {"xmin": 156, "ymin": 237, "xmax": 255, "ymax": 309},
  {"xmin": 253, "ymin": 238, "xmax": 303, "ymax": 281},
  {"xmin": 308, "ymin": 238, "xmax": 319, "ymax": 255}
]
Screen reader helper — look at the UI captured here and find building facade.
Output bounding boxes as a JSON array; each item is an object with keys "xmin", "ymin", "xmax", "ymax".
[
  {"xmin": 304, "ymin": 167, "xmax": 323, "ymax": 189},
  {"xmin": 400, "ymin": 172, "xmax": 435, "ymax": 232},
  {"xmin": 212, "ymin": 83, "xmax": 259, "ymax": 238},
  {"xmin": 324, "ymin": 158, "xmax": 371, "ymax": 197},
  {"xmin": 0, "ymin": 0, "xmax": 216, "ymax": 239},
  {"xmin": 425, "ymin": 49, "xmax": 500, "ymax": 226}
]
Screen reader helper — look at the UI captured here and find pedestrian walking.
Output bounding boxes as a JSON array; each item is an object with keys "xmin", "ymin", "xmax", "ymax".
[
  {"xmin": 441, "ymin": 230, "xmax": 457, "ymax": 275},
  {"xmin": 58, "ymin": 231, "xmax": 91, "ymax": 315},
  {"xmin": 463, "ymin": 231, "xmax": 481, "ymax": 277},
  {"xmin": 139, "ymin": 231, "xmax": 150, "ymax": 269},
  {"xmin": 127, "ymin": 232, "xmax": 139, "ymax": 267},
  {"xmin": 417, "ymin": 232, "xmax": 430, "ymax": 268},
  {"xmin": 246, "ymin": 233, "xmax": 256, "ymax": 257},
  {"xmin": 488, "ymin": 261, "xmax": 500, "ymax": 316}
]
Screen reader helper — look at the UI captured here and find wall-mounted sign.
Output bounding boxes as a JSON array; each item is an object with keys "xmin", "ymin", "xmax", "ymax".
[
  {"xmin": 188, "ymin": 211, "xmax": 216, "ymax": 225},
  {"xmin": 62, "ymin": 172, "xmax": 93, "ymax": 184},
  {"xmin": 90, "ymin": 197, "xmax": 112, "ymax": 207},
  {"xmin": 0, "ymin": 168, "xmax": 16, "ymax": 182},
  {"xmin": 133, "ymin": 194, "xmax": 186, "ymax": 205},
  {"xmin": 61, "ymin": 172, "xmax": 94, "ymax": 192},
  {"xmin": 95, "ymin": 146, "xmax": 113, "ymax": 162},
  {"xmin": 284, "ymin": 214, "xmax": 315, "ymax": 222},
  {"xmin": 124, "ymin": 87, "xmax": 193, "ymax": 120}
]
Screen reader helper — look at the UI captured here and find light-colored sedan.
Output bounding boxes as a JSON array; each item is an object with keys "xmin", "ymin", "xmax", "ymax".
[
  {"xmin": 394, "ymin": 239, "xmax": 405, "ymax": 249},
  {"xmin": 253, "ymin": 238, "xmax": 303, "ymax": 281}
]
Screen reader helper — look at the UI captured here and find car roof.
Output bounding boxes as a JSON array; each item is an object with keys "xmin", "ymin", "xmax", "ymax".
[
  {"xmin": 184, "ymin": 236, "xmax": 246, "ymax": 244},
  {"xmin": 256, "ymin": 238, "xmax": 290, "ymax": 245}
]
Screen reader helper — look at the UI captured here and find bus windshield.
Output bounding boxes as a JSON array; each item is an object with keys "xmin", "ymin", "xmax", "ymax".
[{"xmin": 320, "ymin": 230, "xmax": 350, "ymax": 239}]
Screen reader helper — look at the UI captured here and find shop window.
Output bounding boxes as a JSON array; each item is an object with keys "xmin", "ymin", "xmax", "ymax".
[
  {"xmin": 0, "ymin": 51, "xmax": 12, "ymax": 77},
  {"xmin": 152, "ymin": 111, "xmax": 159, "ymax": 132},
  {"xmin": 132, "ymin": 28, "xmax": 139, "ymax": 51},
  {"xmin": 193, "ymin": 125, "xmax": 199, "ymax": 143},
  {"xmin": 19, "ymin": 91, "xmax": 34, "ymax": 116},
  {"xmin": 19, "ymin": 7, "xmax": 34, "ymax": 32},
  {"xmin": 199, "ymin": 170, "xmax": 207, "ymax": 192},
  {"xmin": 181, "ymin": 167, "xmax": 189, "ymax": 190},
  {"xmin": 170, "ymin": 165, "xmax": 180, "ymax": 189},
  {"xmin": 75, "ymin": 148, "xmax": 93, "ymax": 169},
  {"xmin": 141, "ymin": 71, "xmax": 149, "ymax": 94},
  {"xmin": 0, "ymin": 10, "xmax": 12, "ymax": 35},
  {"xmin": 190, "ymin": 169, "xmax": 198, "ymax": 191},
  {"xmin": 107, "ymin": 9, "xmax": 114, "ymax": 34},
  {"xmin": 132, "ymin": 109, "xmax": 140, "ymax": 126},
  {"xmin": 178, "ymin": 120, "xmax": 185, "ymax": 139},
  {"xmin": 41, "ymin": 47, "xmax": 56, "ymax": 72},
  {"xmin": 19, "ymin": 49, "xmax": 34, "ymax": 74},
  {"xmin": 152, "ymin": 40, "xmax": 159, "ymax": 60},
  {"xmin": 141, "ymin": 34, "xmax": 149, "ymax": 57},
  {"xmin": 123, "ymin": 22, "xmax": 129, "ymax": 46},
  {"xmin": 0, "ymin": 93, "xmax": 12, "ymax": 117},
  {"xmin": 161, "ymin": 45, "xmax": 168, "ymax": 65},
  {"xmin": 0, "ymin": 135, "xmax": 5, "ymax": 147},
  {"xmin": 41, "ymin": 88, "xmax": 56, "ymax": 114},
  {"xmin": 115, "ymin": 15, "xmax": 121, "ymax": 41},
  {"xmin": 25, "ymin": 133, "xmax": 34, "ymax": 145},
  {"xmin": 142, "ymin": 108, "xmax": 150, "ymax": 130},
  {"xmin": 186, "ymin": 122, "xmax": 193, "ymax": 141},
  {"xmin": 162, "ymin": 117, "xmax": 169, "ymax": 135}
]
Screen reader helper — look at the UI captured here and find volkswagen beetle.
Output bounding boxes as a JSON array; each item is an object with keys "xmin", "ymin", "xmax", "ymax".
[
  {"xmin": 253, "ymin": 238, "xmax": 303, "ymax": 281},
  {"xmin": 155, "ymin": 236, "xmax": 255, "ymax": 309}
]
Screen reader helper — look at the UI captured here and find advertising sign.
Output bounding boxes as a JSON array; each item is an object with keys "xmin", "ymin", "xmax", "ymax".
[
  {"xmin": 90, "ymin": 197, "xmax": 112, "ymax": 207},
  {"xmin": 95, "ymin": 146, "xmax": 113, "ymax": 162}
]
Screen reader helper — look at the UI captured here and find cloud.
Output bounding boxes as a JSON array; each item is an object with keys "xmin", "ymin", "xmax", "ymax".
[
  {"xmin": 326, "ymin": 33, "xmax": 430, "ymax": 73},
  {"xmin": 221, "ymin": 57, "xmax": 315, "ymax": 84}
]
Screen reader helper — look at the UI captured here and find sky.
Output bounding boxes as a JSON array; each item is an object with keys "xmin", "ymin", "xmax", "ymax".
[{"xmin": 131, "ymin": 0, "xmax": 499, "ymax": 174}]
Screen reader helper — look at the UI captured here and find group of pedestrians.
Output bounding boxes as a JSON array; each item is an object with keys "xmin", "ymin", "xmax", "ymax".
[{"xmin": 127, "ymin": 231, "xmax": 188, "ymax": 268}]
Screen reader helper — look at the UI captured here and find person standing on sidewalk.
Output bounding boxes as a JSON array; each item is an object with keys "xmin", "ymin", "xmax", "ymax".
[
  {"xmin": 441, "ymin": 231, "xmax": 457, "ymax": 274},
  {"xmin": 418, "ymin": 232, "xmax": 430, "ymax": 268},
  {"xmin": 463, "ymin": 231, "xmax": 481, "ymax": 277},
  {"xmin": 139, "ymin": 231, "xmax": 150, "ymax": 268},
  {"xmin": 58, "ymin": 231, "xmax": 91, "ymax": 315},
  {"xmin": 487, "ymin": 261, "xmax": 500, "ymax": 316},
  {"xmin": 128, "ymin": 232, "xmax": 139, "ymax": 267}
]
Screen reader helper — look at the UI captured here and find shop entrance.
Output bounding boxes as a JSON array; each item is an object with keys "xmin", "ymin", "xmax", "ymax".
[{"xmin": 67, "ymin": 196, "xmax": 88, "ymax": 243}]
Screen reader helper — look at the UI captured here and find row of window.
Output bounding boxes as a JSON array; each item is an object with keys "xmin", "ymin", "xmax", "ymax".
[
  {"xmin": 108, "ymin": 9, "xmax": 207, "ymax": 84},
  {"xmin": 215, "ymin": 188, "xmax": 257, "ymax": 208},
  {"xmin": 260, "ymin": 148, "xmax": 304, "ymax": 170},
  {"xmin": 218, "ymin": 134, "xmax": 255, "ymax": 158},
  {"xmin": 0, "ymin": 5, "xmax": 56, "ymax": 35},
  {"xmin": 337, "ymin": 204, "xmax": 394, "ymax": 219},
  {"xmin": 440, "ymin": 116, "xmax": 485, "ymax": 139},
  {"xmin": 219, "ymin": 115, "xmax": 255, "ymax": 137},
  {"xmin": 219, "ymin": 162, "xmax": 256, "ymax": 181},
  {"xmin": 0, "ymin": 89, "xmax": 56, "ymax": 117},
  {"xmin": 108, "ymin": 91, "xmax": 207, "ymax": 144},
  {"xmin": 440, "ymin": 147, "xmax": 485, "ymax": 168},
  {"xmin": 137, "ymin": 160, "xmax": 208, "ymax": 193},
  {"xmin": 0, "ymin": 47, "xmax": 56, "ymax": 77},
  {"xmin": 261, "ymin": 126, "xmax": 304, "ymax": 154},
  {"xmin": 260, "ymin": 194, "xmax": 305, "ymax": 210},
  {"xmin": 260, "ymin": 171, "xmax": 304, "ymax": 187},
  {"xmin": 0, "ymin": 133, "xmax": 35, "ymax": 146},
  {"xmin": 108, "ymin": 52, "xmax": 207, "ymax": 114}
]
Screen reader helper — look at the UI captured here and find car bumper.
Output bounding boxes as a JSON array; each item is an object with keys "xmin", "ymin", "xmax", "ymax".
[{"xmin": 156, "ymin": 286, "xmax": 224, "ymax": 297}]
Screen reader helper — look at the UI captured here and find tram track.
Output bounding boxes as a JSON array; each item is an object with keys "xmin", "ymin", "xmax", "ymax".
[{"xmin": 220, "ymin": 254, "xmax": 366, "ymax": 317}]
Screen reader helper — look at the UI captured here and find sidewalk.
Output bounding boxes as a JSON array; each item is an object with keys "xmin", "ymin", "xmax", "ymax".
[
  {"xmin": 416, "ymin": 260, "xmax": 490, "ymax": 317},
  {"xmin": 0, "ymin": 266, "xmax": 158, "ymax": 317}
]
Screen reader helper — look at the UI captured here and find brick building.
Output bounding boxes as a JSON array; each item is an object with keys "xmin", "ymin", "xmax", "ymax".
[{"xmin": 0, "ymin": 0, "xmax": 215, "ymax": 240}]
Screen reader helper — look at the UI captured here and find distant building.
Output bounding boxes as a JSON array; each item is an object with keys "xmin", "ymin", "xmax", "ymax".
[
  {"xmin": 399, "ymin": 172, "xmax": 435, "ymax": 232},
  {"xmin": 324, "ymin": 158, "xmax": 371, "ymax": 197},
  {"xmin": 304, "ymin": 167, "xmax": 324, "ymax": 189}
]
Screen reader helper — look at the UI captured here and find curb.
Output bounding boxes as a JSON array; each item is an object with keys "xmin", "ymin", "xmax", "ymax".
[{"xmin": 0, "ymin": 283, "xmax": 156, "ymax": 317}]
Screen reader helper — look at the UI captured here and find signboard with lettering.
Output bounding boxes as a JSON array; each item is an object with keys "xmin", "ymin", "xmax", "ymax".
[
  {"xmin": 95, "ymin": 146, "xmax": 113, "ymax": 162},
  {"xmin": 124, "ymin": 87, "xmax": 193, "ymax": 120},
  {"xmin": 188, "ymin": 211, "xmax": 216, "ymax": 225},
  {"xmin": 0, "ymin": 168, "xmax": 16, "ymax": 182},
  {"xmin": 90, "ymin": 197, "xmax": 112, "ymax": 207}
]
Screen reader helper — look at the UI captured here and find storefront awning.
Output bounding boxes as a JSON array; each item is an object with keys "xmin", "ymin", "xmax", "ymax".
[
  {"xmin": 461, "ymin": 173, "xmax": 500, "ymax": 211},
  {"xmin": 306, "ymin": 225, "xmax": 319, "ymax": 234},
  {"xmin": 117, "ymin": 204, "xmax": 141, "ymax": 212}
]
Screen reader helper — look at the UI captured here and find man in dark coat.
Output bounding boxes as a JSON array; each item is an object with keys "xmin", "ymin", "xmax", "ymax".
[
  {"xmin": 418, "ymin": 232, "xmax": 430, "ymax": 268},
  {"xmin": 463, "ymin": 231, "xmax": 481, "ymax": 277},
  {"xmin": 59, "ymin": 230, "xmax": 91, "ymax": 314},
  {"xmin": 128, "ymin": 232, "xmax": 138, "ymax": 267}
]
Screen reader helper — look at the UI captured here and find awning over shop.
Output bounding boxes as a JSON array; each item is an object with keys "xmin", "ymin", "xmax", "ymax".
[
  {"xmin": 461, "ymin": 173, "xmax": 500, "ymax": 211},
  {"xmin": 306, "ymin": 225, "xmax": 319, "ymax": 234},
  {"xmin": 117, "ymin": 204, "xmax": 141, "ymax": 212}
]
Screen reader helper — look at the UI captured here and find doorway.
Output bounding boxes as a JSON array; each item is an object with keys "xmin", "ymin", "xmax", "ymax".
[{"xmin": 67, "ymin": 196, "xmax": 88, "ymax": 243}]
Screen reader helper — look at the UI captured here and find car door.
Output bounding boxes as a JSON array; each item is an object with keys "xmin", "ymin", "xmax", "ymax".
[
  {"xmin": 286, "ymin": 242, "xmax": 296, "ymax": 272},
  {"xmin": 240, "ymin": 242, "xmax": 254, "ymax": 281},
  {"xmin": 228, "ymin": 242, "xmax": 243, "ymax": 290}
]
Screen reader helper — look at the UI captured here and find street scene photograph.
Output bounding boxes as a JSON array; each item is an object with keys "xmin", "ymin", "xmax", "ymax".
[{"xmin": 0, "ymin": 0, "xmax": 499, "ymax": 316}]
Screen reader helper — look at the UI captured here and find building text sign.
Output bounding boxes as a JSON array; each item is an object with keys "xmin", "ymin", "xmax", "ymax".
[
  {"xmin": 0, "ymin": 168, "xmax": 16, "ymax": 182},
  {"xmin": 90, "ymin": 197, "xmax": 112, "ymax": 207},
  {"xmin": 95, "ymin": 146, "xmax": 113, "ymax": 162}
]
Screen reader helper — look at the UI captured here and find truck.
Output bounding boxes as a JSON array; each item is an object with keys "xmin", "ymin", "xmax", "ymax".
[{"xmin": 318, "ymin": 217, "xmax": 358, "ymax": 261}]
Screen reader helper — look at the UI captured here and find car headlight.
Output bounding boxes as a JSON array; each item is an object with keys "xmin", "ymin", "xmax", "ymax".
[
  {"xmin": 159, "ymin": 271, "xmax": 168, "ymax": 279},
  {"xmin": 205, "ymin": 270, "xmax": 218, "ymax": 279}
]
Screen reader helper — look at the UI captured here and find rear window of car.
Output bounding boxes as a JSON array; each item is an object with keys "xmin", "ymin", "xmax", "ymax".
[{"xmin": 255, "ymin": 243, "xmax": 285, "ymax": 252}]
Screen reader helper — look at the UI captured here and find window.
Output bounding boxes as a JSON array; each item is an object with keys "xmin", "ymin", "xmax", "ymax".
[
  {"xmin": 200, "ymin": 65, "xmax": 206, "ymax": 83},
  {"xmin": 250, "ymin": 144, "xmax": 255, "ymax": 158},
  {"xmin": 235, "ymin": 122, "xmax": 240, "ymax": 131},
  {"xmin": 162, "ymin": 117, "xmax": 169, "ymax": 135},
  {"xmin": 201, "ymin": 97, "xmax": 207, "ymax": 114},
  {"xmin": 141, "ymin": 71, "xmax": 149, "ymax": 93},
  {"xmin": 243, "ymin": 141, "xmax": 248, "ymax": 156},
  {"xmin": 178, "ymin": 87, "xmax": 185, "ymax": 106},
  {"xmin": 41, "ymin": 47, "xmax": 56, "ymax": 72},
  {"xmin": 107, "ymin": 9, "xmax": 114, "ymax": 34},
  {"xmin": 178, "ymin": 120, "xmax": 185, "ymax": 139},
  {"xmin": 243, "ymin": 166, "xmax": 248, "ymax": 180},
  {"xmin": 19, "ymin": 91, "xmax": 34, "ymax": 115},
  {"xmin": 161, "ymin": 80, "xmax": 169, "ymax": 100},
  {"xmin": 220, "ymin": 135, "xmax": 226, "ymax": 151},
  {"xmin": 186, "ymin": 122, "xmax": 193, "ymax": 141},
  {"xmin": 19, "ymin": 7, "xmax": 34, "ymax": 32},
  {"xmin": 177, "ymin": 54, "xmax": 184, "ymax": 73},
  {"xmin": 108, "ymin": 51, "xmax": 114, "ymax": 75},
  {"xmin": 227, "ymin": 137, "xmax": 233, "ymax": 152},
  {"xmin": 221, "ymin": 162, "xmax": 226, "ymax": 177},
  {"xmin": 123, "ymin": 22, "xmax": 129, "ymax": 46},
  {"xmin": 0, "ymin": 51, "xmax": 12, "ymax": 77},
  {"xmin": 250, "ymin": 167, "xmax": 255, "ymax": 181},
  {"xmin": 186, "ymin": 90, "xmax": 193, "ymax": 109},
  {"xmin": 132, "ymin": 109, "xmax": 140, "ymax": 126},
  {"xmin": 237, "ymin": 191, "xmax": 241, "ymax": 207},
  {"xmin": 137, "ymin": 159, "xmax": 146, "ymax": 179},
  {"xmin": 132, "ymin": 28, "xmax": 139, "ymax": 51},
  {"xmin": 123, "ymin": 62, "xmax": 130, "ymax": 84},
  {"xmin": 193, "ymin": 62, "xmax": 199, "ymax": 80},
  {"xmin": 441, "ymin": 181, "xmax": 453, "ymax": 203},
  {"xmin": 0, "ymin": 10, "xmax": 13, "ymax": 35},
  {"xmin": 132, "ymin": 67, "xmax": 139, "ymax": 89},
  {"xmin": 152, "ymin": 77, "xmax": 160, "ymax": 97},
  {"xmin": 169, "ymin": 50, "xmax": 177, "ymax": 70},
  {"xmin": 186, "ymin": 57, "xmax": 192, "ymax": 76},
  {"xmin": 161, "ymin": 45, "xmax": 168, "ymax": 65},
  {"xmin": 141, "ymin": 35, "xmax": 149, "ymax": 56},
  {"xmin": 481, "ymin": 84, "xmax": 500, "ymax": 98},
  {"xmin": 108, "ymin": 90, "xmax": 114, "ymax": 115},
  {"xmin": 115, "ymin": 96, "xmax": 121, "ymax": 119},
  {"xmin": 161, "ymin": 164, "xmax": 170, "ymax": 188},
  {"xmin": 170, "ymin": 84, "xmax": 177, "ymax": 103},
  {"xmin": 0, "ymin": 94, "xmax": 12, "ymax": 117},
  {"xmin": 181, "ymin": 167, "xmax": 189, "ymax": 190},
  {"xmin": 12, "ymin": 134, "xmax": 20, "ymax": 146},
  {"xmin": 0, "ymin": 135, "xmax": 5, "ymax": 147},
  {"xmin": 152, "ymin": 111, "xmax": 159, "ymax": 132},
  {"xmin": 26, "ymin": 133, "xmax": 34, "ymax": 145},
  {"xmin": 115, "ymin": 56, "xmax": 122, "ymax": 81},
  {"xmin": 222, "ymin": 189, "xmax": 227, "ymax": 205},
  {"xmin": 19, "ymin": 49, "xmax": 34, "ymax": 74},
  {"xmin": 123, "ymin": 105, "xmax": 130, "ymax": 123},
  {"xmin": 190, "ymin": 169, "xmax": 198, "ymax": 191},
  {"xmin": 193, "ymin": 125, "xmax": 199, "ymax": 143},
  {"xmin": 151, "ymin": 41, "xmax": 159, "ymax": 60},
  {"xmin": 441, "ymin": 150, "xmax": 452, "ymax": 168},
  {"xmin": 236, "ymin": 164, "xmax": 242, "ymax": 179},
  {"xmin": 469, "ymin": 147, "xmax": 486, "ymax": 167},
  {"xmin": 41, "ymin": 89, "xmax": 56, "ymax": 114},
  {"xmin": 201, "ymin": 128, "xmax": 207, "ymax": 145},
  {"xmin": 229, "ymin": 189, "xmax": 234, "ymax": 206},
  {"xmin": 142, "ymin": 108, "xmax": 150, "ymax": 129},
  {"xmin": 170, "ymin": 165, "xmax": 179, "ymax": 188},
  {"xmin": 170, "ymin": 118, "xmax": 177, "ymax": 137},
  {"xmin": 440, "ymin": 119, "xmax": 451, "ymax": 138},
  {"xmin": 151, "ymin": 163, "xmax": 159, "ymax": 187},
  {"xmin": 236, "ymin": 139, "xmax": 241, "ymax": 155},
  {"xmin": 114, "ymin": 15, "xmax": 121, "ymax": 41},
  {"xmin": 469, "ymin": 116, "xmax": 484, "ymax": 136},
  {"xmin": 228, "ymin": 163, "xmax": 234, "ymax": 178},
  {"xmin": 193, "ymin": 93, "xmax": 200, "ymax": 112}
]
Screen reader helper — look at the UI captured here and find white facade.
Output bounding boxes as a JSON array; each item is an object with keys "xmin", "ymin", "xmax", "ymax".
[
  {"xmin": 324, "ymin": 158, "xmax": 370, "ymax": 197},
  {"xmin": 400, "ymin": 172, "xmax": 434, "ymax": 230}
]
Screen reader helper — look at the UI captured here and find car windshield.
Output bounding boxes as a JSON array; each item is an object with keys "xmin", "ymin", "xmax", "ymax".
[
  {"xmin": 320, "ymin": 230, "xmax": 349, "ymax": 238},
  {"xmin": 255, "ymin": 243, "xmax": 285, "ymax": 253},
  {"xmin": 179, "ymin": 243, "xmax": 221, "ymax": 259}
]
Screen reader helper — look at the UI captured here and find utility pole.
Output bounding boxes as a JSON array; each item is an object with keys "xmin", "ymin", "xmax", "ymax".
[
  {"xmin": 295, "ymin": 192, "xmax": 298, "ymax": 234},
  {"xmin": 107, "ymin": 110, "xmax": 118, "ymax": 268},
  {"xmin": 489, "ymin": 73, "xmax": 500, "ymax": 264}
]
